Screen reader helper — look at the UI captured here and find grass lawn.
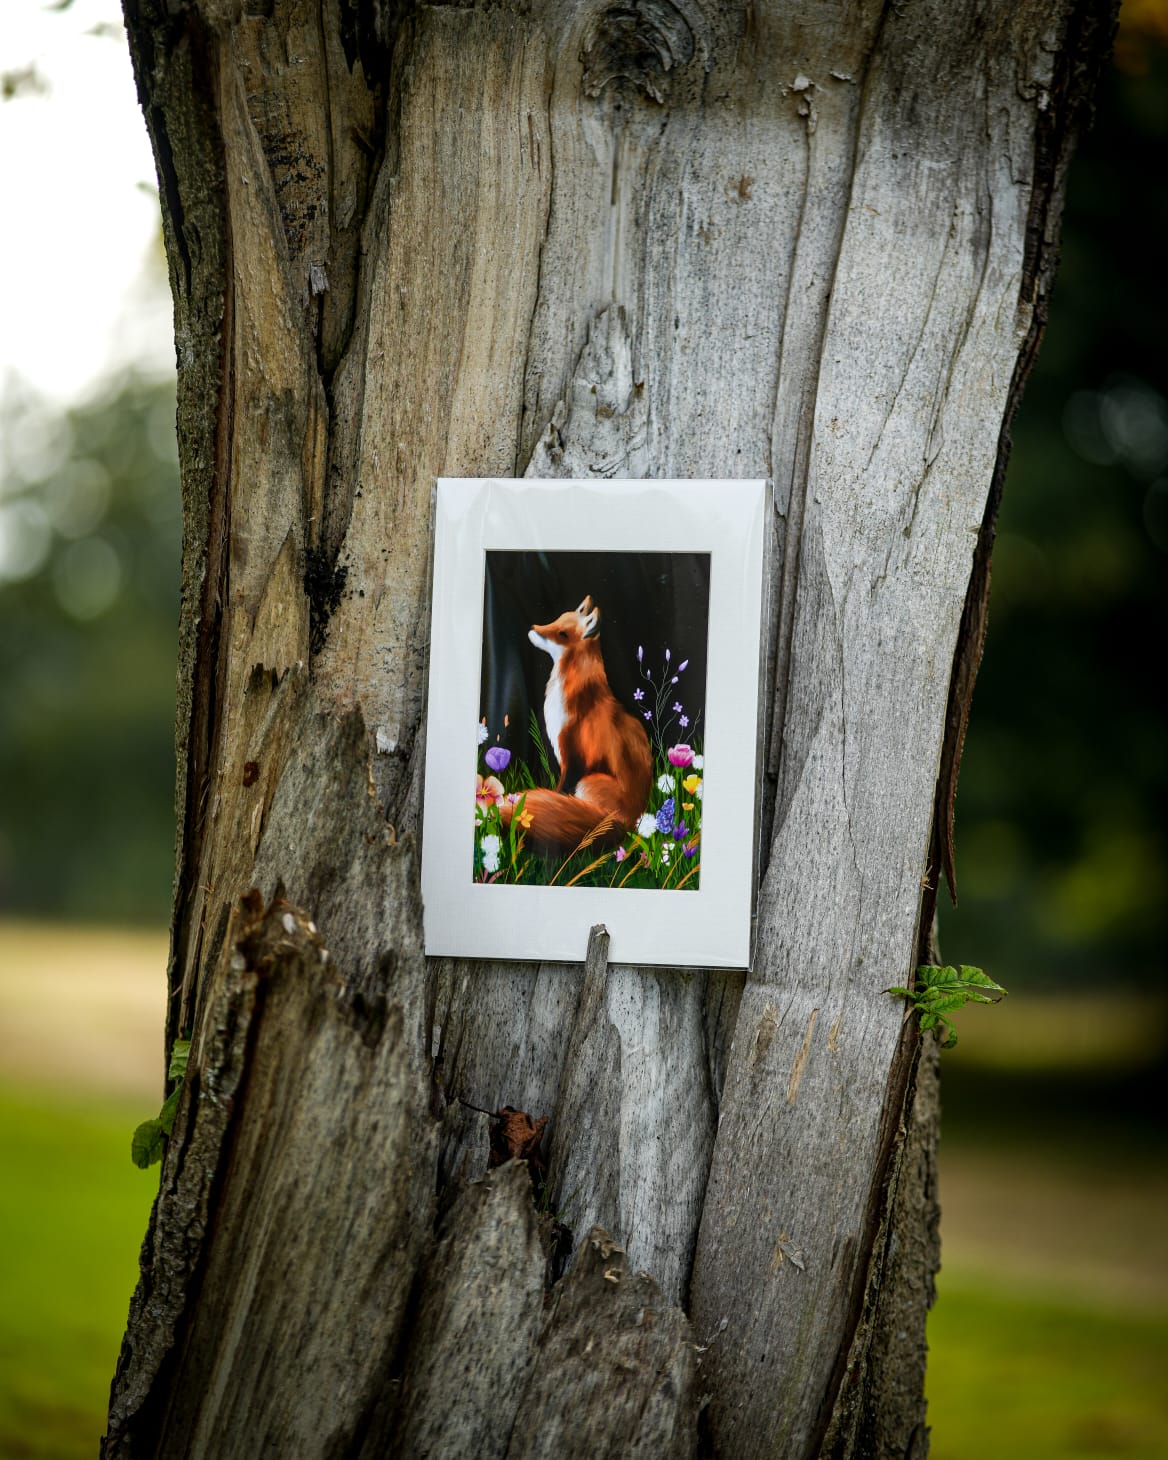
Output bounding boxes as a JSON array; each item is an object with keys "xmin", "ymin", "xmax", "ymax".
[
  {"xmin": 0, "ymin": 1085, "xmax": 157, "ymax": 1460},
  {"xmin": 928, "ymin": 1271, "xmax": 1168, "ymax": 1460},
  {"xmin": 0, "ymin": 921, "xmax": 1163, "ymax": 1457}
]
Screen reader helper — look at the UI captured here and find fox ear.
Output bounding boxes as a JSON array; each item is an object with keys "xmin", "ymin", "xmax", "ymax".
[
  {"xmin": 575, "ymin": 594, "xmax": 594, "ymax": 615},
  {"xmin": 581, "ymin": 605, "xmax": 601, "ymax": 638}
]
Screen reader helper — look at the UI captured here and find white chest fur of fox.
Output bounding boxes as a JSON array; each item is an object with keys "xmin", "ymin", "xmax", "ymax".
[
  {"xmin": 505, "ymin": 594, "xmax": 653, "ymax": 858},
  {"xmin": 540, "ymin": 664, "xmax": 567, "ymax": 771}
]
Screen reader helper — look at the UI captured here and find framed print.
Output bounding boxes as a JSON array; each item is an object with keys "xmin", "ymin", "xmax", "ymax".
[{"xmin": 421, "ymin": 478, "xmax": 767, "ymax": 968}]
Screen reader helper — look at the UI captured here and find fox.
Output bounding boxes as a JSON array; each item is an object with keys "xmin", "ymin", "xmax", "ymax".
[{"xmin": 500, "ymin": 594, "xmax": 652, "ymax": 860}]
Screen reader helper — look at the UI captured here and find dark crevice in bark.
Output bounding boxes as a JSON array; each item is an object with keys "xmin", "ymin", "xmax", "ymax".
[
  {"xmin": 174, "ymin": 194, "xmax": 234, "ymax": 1045},
  {"xmin": 316, "ymin": 14, "xmax": 414, "ymax": 571},
  {"xmin": 339, "ymin": 0, "xmax": 410, "ymax": 82},
  {"xmin": 812, "ymin": 1012, "xmax": 923, "ymax": 1459},
  {"xmin": 304, "ymin": 543, "xmax": 350, "ymax": 653}
]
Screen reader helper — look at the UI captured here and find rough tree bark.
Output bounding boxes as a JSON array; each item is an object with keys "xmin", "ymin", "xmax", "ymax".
[{"xmin": 106, "ymin": 0, "xmax": 1112, "ymax": 1455}]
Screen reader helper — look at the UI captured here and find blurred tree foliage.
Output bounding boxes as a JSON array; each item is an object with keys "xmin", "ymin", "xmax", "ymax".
[
  {"xmin": 0, "ymin": 375, "xmax": 180, "ymax": 924},
  {"xmin": 941, "ymin": 12, "xmax": 1168, "ymax": 990}
]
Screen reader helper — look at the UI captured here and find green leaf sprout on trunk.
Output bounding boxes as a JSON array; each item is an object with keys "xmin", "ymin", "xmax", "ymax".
[
  {"xmin": 131, "ymin": 1037, "xmax": 191, "ymax": 1169},
  {"xmin": 887, "ymin": 965, "xmax": 1006, "ymax": 1049}
]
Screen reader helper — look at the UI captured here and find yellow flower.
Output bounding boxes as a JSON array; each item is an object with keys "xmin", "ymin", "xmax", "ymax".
[
  {"xmin": 682, "ymin": 774, "xmax": 701, "ymax": 795},
  {"xmin": 517, "ymin": 809, "xmax": 534, "ymax": 829},
  {"xmin": 682, "ymin": 802, "xmax": 694, "ymax": 811}
]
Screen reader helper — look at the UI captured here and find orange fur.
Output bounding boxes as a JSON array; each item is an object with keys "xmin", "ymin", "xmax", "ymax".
[{"xmin": 501, "ymin": 596, "xmax": 652, "ymax": 860}]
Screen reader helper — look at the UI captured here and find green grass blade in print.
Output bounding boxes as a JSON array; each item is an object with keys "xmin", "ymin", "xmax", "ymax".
[{"xmin": 474, "ymin": 590, "xmax": 705, "ymax": 890}]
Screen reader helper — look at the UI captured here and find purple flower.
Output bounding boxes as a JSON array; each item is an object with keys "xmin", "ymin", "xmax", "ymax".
[
  {"xmin": 665, "ymin": 648, "xmax": 671, "ymax": 662},
  {"xmin": 634, "ymin": 688, "xmax": 644, "ymax": 701},
  {"xmin": 637, "ymin": 645, "xmax": 643, "ymax": 662},
  {"xmin": 684, "ymin": 841, "xmax": 698, "ymax": 859},
  {"xmin": 677, "ymin": 659, "xmax": 688, "ymax": 672},
  {"xmin": 679, "ymin": 714, "xmax": 689, "ymax": 728},
  {"xmin": 615, "ymin": 846, "xmax": 628, "ymax": 863},
  {"xmin": 643, "ymin": 711, "xmax": 652, "ymax": 721},
  {"xmin": 672, "ymin": 821, "xmax": 688, "ymax": 841},
  {"xmin": 667, "ymin": 744, "xmax": 694, "ymax": 768},
  {"xmin": 672, "ymin": 701, "xmax": 682, "ymax": 712},
  {"xmin": 484, "ymin": 746, "xmax": 511, "ymax": 773},
  {"xmin": 671, "ymin": 676, "xmax": 679, "ymax": 684},
  {"xmin": 655, "ymin": 798, "xmax": 676, "ymax": 834}
]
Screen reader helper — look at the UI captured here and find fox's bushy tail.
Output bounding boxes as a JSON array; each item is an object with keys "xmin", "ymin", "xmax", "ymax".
[{"xmin": 501, "ymin": 785, "xmax": 628, "ymax": 860}]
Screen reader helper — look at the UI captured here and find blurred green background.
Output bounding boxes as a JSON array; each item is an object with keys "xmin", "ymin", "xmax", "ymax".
[{"xmin": 1, "ymin": 3, "xmax": 1166, "ymax": 1458}]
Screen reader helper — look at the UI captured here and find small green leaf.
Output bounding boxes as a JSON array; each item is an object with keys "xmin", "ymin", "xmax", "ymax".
[
  {"xmin": 158, "ymin": 1086, "xmax": 183, "ymax": 1138},
  {"xmin": 167, "ymin": 1038, "xmax": 191, "ymax": 1083},
  {"xmin": 131, "ymin": 1119, "xmax": 165, "ymax": 1169},
  {"xmin": 886, "ymin": 962, "xmax": 1003, "ymax": 1051},
  {"xmin": 922, "ymin": 991, "xmax": 975, "ymax": 1018}
]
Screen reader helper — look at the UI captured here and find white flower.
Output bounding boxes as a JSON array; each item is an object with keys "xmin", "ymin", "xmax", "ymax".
[
  {"xmin": 692, "ymin": 754, "xmax": 704, "ymax": 770},
  {"xmin": 660, "ymin": 842, "xmax": 671, "ymax": 863},
  {"xmin": 481, "ymin": 833, "xmax": 502, "ymax": 873},
  {"xmin": 696, "ymin": 782, "xmax": 703, "ymax": 801},
  {"xmin": 477, "ymin": 721, "xmax": 489, "ymax": 745},
  {"xmin": 656, "ymin": 773, "xmax": 673, "ymax": 793},
  {"xmin": 637, "ymin": 813, "xmax": 657, "ymax": 838}
]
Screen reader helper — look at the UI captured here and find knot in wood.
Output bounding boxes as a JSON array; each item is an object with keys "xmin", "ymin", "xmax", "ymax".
[{"xmin": 580, "ymin": 0, "xmax": 696, "ymax": 103}]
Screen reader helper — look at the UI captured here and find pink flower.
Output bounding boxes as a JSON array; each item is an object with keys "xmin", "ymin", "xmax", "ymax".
[
  {"xmin": 667, "ymin": 744, "xmax": 694, "ymax": 768},
  {"xmin": 614, "ymin": 846, "xmax": 628, "ymax": 862},
  {"xmin": 475, "ymin": 774, "xmax": 505, "ymax": 808}
]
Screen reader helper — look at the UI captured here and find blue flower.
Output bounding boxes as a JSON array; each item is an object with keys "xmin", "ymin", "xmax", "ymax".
[{"xmin": 655, "ymin": 798, "xmax": 675, "ymax": 834}]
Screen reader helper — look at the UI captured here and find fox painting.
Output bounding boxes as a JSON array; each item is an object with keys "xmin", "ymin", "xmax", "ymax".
[{"xmin": 499, "ymin": 595, "xmax": 652, "ymax": 858}]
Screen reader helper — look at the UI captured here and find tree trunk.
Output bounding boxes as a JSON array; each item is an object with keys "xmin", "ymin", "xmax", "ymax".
[{"xmin": 107, "ymin": 0, "xmax": 1112, "ymax": 1454}]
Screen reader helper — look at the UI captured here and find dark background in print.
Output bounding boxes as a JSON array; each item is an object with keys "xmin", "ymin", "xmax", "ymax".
[{"xmin": 480, "ymin": 551, "xmax": 711, "ymax": 771}]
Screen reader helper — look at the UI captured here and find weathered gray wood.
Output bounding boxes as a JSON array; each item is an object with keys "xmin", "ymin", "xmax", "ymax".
[
  {"xmin": 507, "ymin": 1228, "xmax": 699, "ymax": 1460},
  {"xmin": 113, "ymin": 0, "xmax": 1112, "ymax": 1453},
  {"xmin": 688, "ymin": 5, "xmax": 1101, "ymax": 1451},
  {"xmin": 389, "ymin": 1161, "xmax": 548, "ymax": 1460},
  {"xmin": 820, "ymin": 1036, "xmax": 941, "ymax": 1460},
  {"xmin": 105, "ymin": 877, "xmax": 436, "ymax": 1458}
]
